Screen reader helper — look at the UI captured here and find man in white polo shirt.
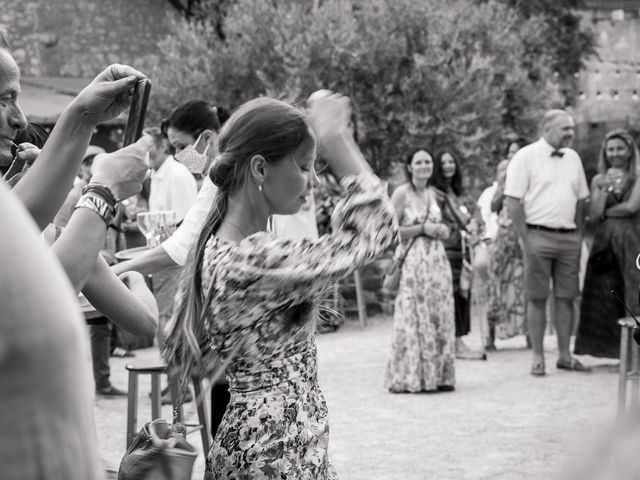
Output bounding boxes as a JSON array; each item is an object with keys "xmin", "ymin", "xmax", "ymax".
[{"xmin": 504, "ymin": 109, "xmax": 590, "ymax": 376}]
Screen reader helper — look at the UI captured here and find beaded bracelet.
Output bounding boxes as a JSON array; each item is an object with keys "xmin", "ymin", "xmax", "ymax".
[
  {"xmin": 82, "ymin": 182, "xmax": 119, "ymax": 207},
  {"xmin": 75, "ymin": 193, "xmax": 115, "ymax": 226}
]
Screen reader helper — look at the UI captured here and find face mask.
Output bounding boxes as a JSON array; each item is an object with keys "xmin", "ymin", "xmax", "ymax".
[{"xmin": 174, "ymin": 133, "xmax": 210, "ymax": 175}]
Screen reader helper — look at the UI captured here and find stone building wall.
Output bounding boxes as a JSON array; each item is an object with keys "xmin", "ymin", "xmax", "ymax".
[
  {"xmin": 1, "ymin": 0, "xmax": 176, "ymax": 77},
  {"xmin": 573, "ymin": 1, "xmax": 640, "ymax": 177}
]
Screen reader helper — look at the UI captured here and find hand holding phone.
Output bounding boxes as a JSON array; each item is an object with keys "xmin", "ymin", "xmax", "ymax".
[{"xmin": 123, "ymin": 79, "xmax": 152, "ymax": 148}]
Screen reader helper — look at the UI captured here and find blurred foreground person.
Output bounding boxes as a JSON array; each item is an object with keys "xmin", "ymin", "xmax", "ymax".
[{"xmin": 0, "ymin": 181, "xmax": 102, "ymax": 479}]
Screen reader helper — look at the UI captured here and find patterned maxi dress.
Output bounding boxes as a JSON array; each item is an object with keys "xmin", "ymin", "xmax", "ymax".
[
  {"xmin": 486, "ymin": 207, "xmax": 526, "ymax": 339},
  {"xmin": 187, "ymin": 174, "xmax": 397, "ymax": 479},
  {"xmin": 385, "ymin": 188, "xmax": 456, "ymax": 392}
]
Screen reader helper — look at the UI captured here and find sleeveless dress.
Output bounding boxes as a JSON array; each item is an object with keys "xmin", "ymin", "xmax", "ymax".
[
  {"xmin": 575, "ymin": 177, "xmax": 640, "ymax": 358},
  {"xmin": 179, "ymin": 174, "xmax": 397, "ymax": 479},
  {"xmin": 385, "ymin": 187, "xmax": 456, "ymax": 392}
]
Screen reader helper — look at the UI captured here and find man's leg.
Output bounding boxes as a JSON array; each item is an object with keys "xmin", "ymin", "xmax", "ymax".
[
  {"xmin": 527, "ymin": 299, "xmax": 547, "ymax": 365},
  {"xmin": 554, "ymin": 232, "xmax": 589, "ymax": 370},
  {"xmin": 89, "ymin": 319, "xmax": 125, "ymax": 395},
  {"xmin": 523, "ymin": 229, "xmax": 553, "ymax": 373},
  {"xmin": 555, "ymin": 298, "xmax": 573, "ymax": 364}
]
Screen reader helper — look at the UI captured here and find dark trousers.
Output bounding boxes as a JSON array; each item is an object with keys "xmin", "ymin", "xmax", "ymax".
[{"xmin": 89, "ymin": 319, "xmax": 111, "ymax": 390}]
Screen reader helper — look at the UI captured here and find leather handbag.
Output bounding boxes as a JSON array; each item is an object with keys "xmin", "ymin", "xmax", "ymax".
[
  {"xmin": 118, "ymin": 419, "xmax": 197, "ymax": 480},
  {"xmin": 382, "ymin": 236, "xmax": 418, "ymax": 298}
]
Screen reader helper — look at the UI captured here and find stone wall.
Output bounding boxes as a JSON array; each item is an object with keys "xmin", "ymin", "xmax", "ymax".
[
  {"xmin": 573, "ymin": 3, "xmax": 640, "ymax": 177},
  {"xmin": 1, "ymin": 0, "xmax": 176, "ymax": 77}
]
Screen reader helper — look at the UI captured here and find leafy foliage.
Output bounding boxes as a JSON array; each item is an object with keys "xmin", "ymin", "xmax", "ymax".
[{"xmin": 143, "ymin": 0, "xmax": 594, "ymax": 187}]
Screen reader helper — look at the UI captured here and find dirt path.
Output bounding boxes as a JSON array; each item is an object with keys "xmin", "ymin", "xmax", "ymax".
[{"xmin": 97, "ymin": 315, "xmax": 618, "ymax": 479}]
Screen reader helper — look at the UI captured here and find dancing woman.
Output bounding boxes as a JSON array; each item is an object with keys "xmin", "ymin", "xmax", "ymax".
[{"xmin": 164, "ymin": 92, "xmax": 397, "ymax": 479}]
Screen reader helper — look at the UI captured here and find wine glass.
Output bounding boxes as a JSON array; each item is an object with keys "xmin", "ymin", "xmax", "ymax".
[
  {"xmin": 155, "ymin": 210, "xmax": 177, "ymax": 244},
  {"xmin": 136, "ymin": 212, "xmax": 157, "ymax": 247}
]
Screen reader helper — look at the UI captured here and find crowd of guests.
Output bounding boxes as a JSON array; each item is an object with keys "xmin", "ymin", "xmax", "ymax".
[
  {"xmin": 384, "ymin": 108, "xmax": 640, "ymax": 392},
  {"xmin": 2, "ymin": 21, "xmax": 640, "ymax": 479}
]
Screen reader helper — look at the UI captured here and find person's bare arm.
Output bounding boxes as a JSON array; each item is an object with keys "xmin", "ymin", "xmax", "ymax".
[
  {"xmin": 12, "ymin": 65, "xmax": 145, "ymax": 230},
  {"xmin": 589, "ymin": 174, "xmax": 609, "ymax": 221},
  {"xmin": 111, "ymin": 244, "xmax": 178, "ymax": 276},
  {"xmin": 82, "ymin": 260, "xmax": 157, "ymax": 340},
  {"xmin": 605, "ymin": 177, "xmax": 640, "ymax": 217},
  {"xmin": 505, "ymin": 196, "xmax": 528, "ymax": 250},
  {"xmin": 575, "ymin": 198, "xmax": 586, "ymax": 235},
  {"xmin": 49, "ymin": 137, "xmax": 152, "ymax": 291},
  {"xmin": 490, "ymin": 185, "xmax": 504, "ymax": 213}
]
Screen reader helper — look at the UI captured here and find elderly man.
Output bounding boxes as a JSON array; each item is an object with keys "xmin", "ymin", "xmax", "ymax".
[
  {"xmin": 504, "ymin": 109, "xmax": 591, "ymax": 376},
  {"xmin": 0, "ymin": 26, "xmax": 159, "ymax": 477}
]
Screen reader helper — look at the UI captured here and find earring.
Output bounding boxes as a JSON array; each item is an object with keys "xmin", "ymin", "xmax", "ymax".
[{"xmin": 258, "ymin": 184, "xmax": 263, "ymax": 192}]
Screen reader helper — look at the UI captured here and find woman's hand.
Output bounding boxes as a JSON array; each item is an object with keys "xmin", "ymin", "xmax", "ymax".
[
  {"xmin": 306, "ymin": 89, "xmax": 370, "ymax": 180},
  {"xmin": 307, "ymin": 89, "xmax": 351, "ymax": 143},
  {"xmin": 437, "ymin": 224, "xmax": 450, "ymax": 240},
  {"xmin": 68, "ymin": 64, "xmax": 146, "ymax": 127},
  {"xmin": 592, "ymin": 173, "xmax": 612, "ymax": 191}
]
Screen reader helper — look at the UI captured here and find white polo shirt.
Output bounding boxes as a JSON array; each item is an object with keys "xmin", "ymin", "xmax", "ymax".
[
  {"xmin": 149, "ymin": 156, "xmax": 198, "ymax": 221},
  {"xmin": 504, "ymin": 138, "xmax": 589, "ymax": 229}
]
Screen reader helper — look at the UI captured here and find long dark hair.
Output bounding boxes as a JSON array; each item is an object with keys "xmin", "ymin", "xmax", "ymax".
[
  {"xmin": 164, "ymin": 97, "xmax": 311, "ymax": 385},
  {"xmin": 430, "ymin": 149, "xmax": 464, "ymax": 196},
  {"xmin": 405, "ymin": 148, "xmax": 433, "ymax": 190}
]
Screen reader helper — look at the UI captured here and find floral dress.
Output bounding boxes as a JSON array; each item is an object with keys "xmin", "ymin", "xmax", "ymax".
[
  {"xmin": 486, "ymin": 207, "xmax": 526, "ymax": 339},
  {"xmin": 191, "ymin": 174, "xmax": 397, "ymax": 479},
  {"xmin": 385, "ymin": 187, "xmax": 455, "ymax": 392}
]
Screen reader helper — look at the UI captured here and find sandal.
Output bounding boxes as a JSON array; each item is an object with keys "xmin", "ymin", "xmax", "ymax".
[
  {"xmin": 111, "ymin": 347, "xmax": 135, "ymax": 358},
  {"xmin": 530, "ymin": 362, "xmax": 546, "ymax": 376},
  {"xmin": 556, "ymin": 358, "xmax": 592, "ymax": 373}
]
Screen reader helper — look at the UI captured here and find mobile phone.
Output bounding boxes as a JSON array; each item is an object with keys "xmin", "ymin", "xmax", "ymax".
[{"xmin": 122, "ymin": 79, "xmax": 152, "ymax": 148}]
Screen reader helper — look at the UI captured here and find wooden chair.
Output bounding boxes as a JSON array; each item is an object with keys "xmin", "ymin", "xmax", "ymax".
[{"xmin": 333, "ymin": 270, "xmax": 367, "ymax": 328}]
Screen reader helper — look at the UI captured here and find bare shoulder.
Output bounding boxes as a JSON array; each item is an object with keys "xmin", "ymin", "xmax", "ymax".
[{"xmin": 390, "ymin": 183, "xmax": 410, "ymax": 202}]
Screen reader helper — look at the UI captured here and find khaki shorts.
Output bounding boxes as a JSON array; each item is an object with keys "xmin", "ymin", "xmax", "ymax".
[{"xmin": 524, "ymin": 229, "xmax": 581, "ymax": 301}]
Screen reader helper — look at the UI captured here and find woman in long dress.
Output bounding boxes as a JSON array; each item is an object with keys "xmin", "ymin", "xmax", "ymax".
[
  {"xmin": 486, "ymin": 139, "xmax": 527, "ymax": 349},
  {"xmin": 575, "ymin": 130, "xmax": 640, "ymax": 358},
  {"xmin": 431, "ymin": 149, "xmax": 485, "ymax": 360},
  {"xmin": 385, "ymin": 148, "xmax": 456, "ymax": 393},
  {"xmin": 164, "ymin": 92, "xmax": 397, "ymax": 479}
]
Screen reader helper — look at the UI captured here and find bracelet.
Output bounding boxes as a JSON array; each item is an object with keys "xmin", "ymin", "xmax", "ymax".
[
  {"xmin": 82, "ymin": 182, "xmax": 119, "ymax": 207},
  {"xmin": 75, "ymin": 193, "xmax": 115, "ymax": 226}
]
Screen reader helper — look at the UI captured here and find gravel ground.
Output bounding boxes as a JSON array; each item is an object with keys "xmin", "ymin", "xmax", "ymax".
[{"xmin": 96, "ymin": 314, "xmax": 619, "ymax": 480}]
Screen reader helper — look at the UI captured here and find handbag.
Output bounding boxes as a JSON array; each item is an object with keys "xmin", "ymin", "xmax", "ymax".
[
  {"xmin": 382, "ymin": 193, "xmax": 434, "ymax": 298},
  {"xmin": 381, "ymin": 236, "xmax": 418, "ymax": 298},
  {"xmin": 118, "ymin": 419, "xmax": 197, "ymax": 480}
]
